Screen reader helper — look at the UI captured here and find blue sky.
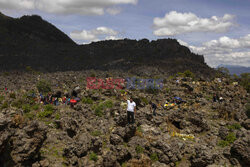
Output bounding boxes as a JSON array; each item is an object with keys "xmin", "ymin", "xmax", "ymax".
[{"xmin": 0, "ymin": 0, "xmax": 249, "ymax": 67}]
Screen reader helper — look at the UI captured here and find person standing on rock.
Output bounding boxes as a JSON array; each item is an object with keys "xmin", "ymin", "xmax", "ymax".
[
  {"xmin": 124, "ymin": 96, "xmax": 136, "ymax": 124},
  {"xmin": 150, "ymin": 101, "xmax": 157, "ymax": 116}
]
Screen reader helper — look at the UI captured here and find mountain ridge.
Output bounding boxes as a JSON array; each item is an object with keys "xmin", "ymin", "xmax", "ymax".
[{"xmin": 0, "ymin": 12, "xmax": 215, "ymax": 78}]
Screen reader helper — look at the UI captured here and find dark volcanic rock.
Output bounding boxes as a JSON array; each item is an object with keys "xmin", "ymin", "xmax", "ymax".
[{"xmin": 230, "ymin": 136, "xmax": 250, "ymax": 166}]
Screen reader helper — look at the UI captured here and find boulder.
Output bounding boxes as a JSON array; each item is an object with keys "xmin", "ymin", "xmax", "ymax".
[{"xmin": 230, "ymin": 136, "xmax": 250, "ymax": 166}]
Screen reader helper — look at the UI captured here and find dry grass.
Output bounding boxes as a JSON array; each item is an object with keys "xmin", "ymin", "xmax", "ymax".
[
  {"xmin": 126, "ymin": 155, "xmax": 151, "ymax": 167},
  {"xmin": 12, "ymin": 114, "xmax": 24, "ymax": 126}
]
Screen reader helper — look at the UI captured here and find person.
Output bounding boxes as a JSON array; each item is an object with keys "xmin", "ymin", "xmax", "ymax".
[
  {"xmin": 125, "ymin": 97, "xmax": 136, "ymax": 124},
  {"xmin": 213, "ymin": 94, "xmax": 219, "ymax": 102},
  {"xmin": 219, "ymin": 96, "xmax": 223, "ymax": 103},
  {"xmin": 151, "ymin": 101, "xmax": 157, "ymax": 116}
]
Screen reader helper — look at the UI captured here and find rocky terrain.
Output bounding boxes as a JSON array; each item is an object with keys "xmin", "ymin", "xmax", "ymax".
[{"xmin": 0, "ymin": 70, "xmax": 249, "ymax": 167}]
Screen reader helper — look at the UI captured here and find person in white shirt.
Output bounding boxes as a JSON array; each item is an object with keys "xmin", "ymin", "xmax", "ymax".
[{"xmin": 126, "ymin": 97, "xmax": 136, "ymax": 124}]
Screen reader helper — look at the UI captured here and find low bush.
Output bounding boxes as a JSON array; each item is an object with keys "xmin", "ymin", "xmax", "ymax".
[
  {"xmin": 24, "ymin": 112, "xmax": 35, "ymax": 120},
  {"xmin": 54, "ymin": 113, "xmax": 60, "ymax": 120},
  {"xmin": 91, "ymin": 130, "xmax": 102, "ymax": 136},
  {"xmin": 93, "ymin": 100, "xmax": 114, "ymax": 117},
  {"xmin": 226, "ymin": 132, "xmax": 237, "ymax": 143},
  {"xmin": 218, "ymin": 132, "xmax": 237, "ymax": 147},
  {"xmin": 183, "ymin": 70, "xmax": 195, "ymax": 78},
  {"xmin": 89, "ymin": 152, "xmax": 98, "ymax": 162},
  {"xmin": 38, "ymin": 104, "xmax": 54, "ymax": 118},
  {"xmin": 218, "ymin": 140, "xmax": 230, "ymax": 147},
  {"xmin": 227, "ymin": 123, "xmax": 242, "ymax": 130},
  {"xmin": 1, "ymin": 101, "xmax": 8, "ymax": 109},
  {"xmin": 150, "ymin": 153, "xmax": 159, "ymax": 162},
  {"xmin": 32, "ymin": 104, "xmax": 40, "ymax": 111},
  {"xmin": 0, "ymin": 96, "xmax": 4, "ymax": 103},
  {"xmin": 135, "ymin": 145, "xmax": 144, "ymax": 154},
  {"xmin": 141, "ymin": 97, "xmax": 148, "ymax": 105},
  {"xmin": 36, "ymin": 80, "xmax": 51, "ymax": 94},
  {"xmin": 9, "ymin": 93, "xmax": 16, "ymax": 99},
  {"xmin": 82, "ymin": 97, "xmax": 94, "ymax": 104},
  {"xmin": 95, "ymin": 106, "xmax": 103, "ymax": 117},
  {"xmin": 103, "ymin": 100, "xmax": 113, "ymax": 108},
  {"xmin": 22, "ymin": 104, "xmax": 31, "ymax": 113}
]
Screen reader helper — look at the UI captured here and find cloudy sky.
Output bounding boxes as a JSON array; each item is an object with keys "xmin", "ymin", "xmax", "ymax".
[{"xmin": 0, "ymin": 0, "xmax": 249, "ymax": 67}]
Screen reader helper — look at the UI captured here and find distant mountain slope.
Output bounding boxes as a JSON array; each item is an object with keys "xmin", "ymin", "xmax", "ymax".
[
  {"xmin": 218, "ymin": 65, "xmax": 250, "ymax": 75},
  {"xmin": 0, "ymin": 12, "xmax": 215, "ymax": 78}
]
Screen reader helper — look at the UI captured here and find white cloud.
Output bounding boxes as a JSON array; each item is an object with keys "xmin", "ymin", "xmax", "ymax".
[
  {"xmin": 106, "ymin": 8, "xmax": 122, "ymax": 15},
  {"xmin": 0, "ymin": 0, "xmax": 138, "ymax": 15},
  {"xmin": 105, "ymin": 36, "xmax": 122, "ymax": 40},
  {"xmin": 178, "ymin": 34, "xmax": 250, "ymax": 67},
  {"xmin": 70, "ymin": 27, "xmax": 120, "ymax": 43},
  {"xmin": 153, "ymin": 11, "xmax": 236, "ymax": 36}
]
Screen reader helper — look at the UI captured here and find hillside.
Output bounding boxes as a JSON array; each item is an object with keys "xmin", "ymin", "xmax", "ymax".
[{"xmin": 0, "ymin": 12, "xmax": 214, "ymax": 78}]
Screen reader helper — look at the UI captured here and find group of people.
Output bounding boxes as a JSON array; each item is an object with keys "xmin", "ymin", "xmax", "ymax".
[
  {"xmin": 213, "ymin": 94, "xmax": 224, "ymax": 103},
  {"xmin": 35, "ymin": 90, "xmax": 81, "ymax": 107},
  {"xmin": 123, "ymin": 96, "xmax": 181, "ymax": 124}
]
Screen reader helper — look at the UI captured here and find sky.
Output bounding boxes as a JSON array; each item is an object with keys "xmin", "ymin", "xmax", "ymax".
[{"xmin": 0, "ymin": 0, "xmax": 249, "ymax": 68}]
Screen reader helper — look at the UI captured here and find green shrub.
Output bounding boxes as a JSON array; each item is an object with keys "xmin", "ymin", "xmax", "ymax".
[
  {"xmin": 226, "ymin": 132, "xmax": 237, "ymax": 143},
  {"xmin": 165, "ymin": 88, "xmax": 170, "ymax": 93},
  {"xmin": 0, "ymin": 96, "xmax": 4, "ymax": 103},
  {"xmin": 12, "ymin": 99, "xmax": 23, "ymax": 108},
  {"xmin": 89, "ymin": 152, "xmax": 98, "ymax": 162},
  {"xmin": 22, "ymin": 104, "xmax": 31, "ymax": 113},
  {"xmin": 91, "ymin": 130, "xmax": 102, "ymax": 136},
  {"xmin": 36, "ymin": 80, "xmax": 51, "ymax": 94},
  {"xmin": 38, "ymin": 104, "xmax": 54, "ymax": 118},
  {"xmin": 9, "ymin": 93, "xmax": 16, "ymax": 99},
  {"xmin": 120, "ymin": 90, "xmax": 126, "ymax": 94},
  {"xmin": 90, "ymin": 73, "xmax": 96, "ymax": 78},
  {"xmin": 135, "ymin": 145, "xmax": 144, "ymax": 154},
  {"xmin": 218, "ymin": 140, "xmax": 229, "ymax": 147},
  {"xmin": 183, "ymin": 70, "xmax": 195, "ymax": 78},
  {"xmin": 218, "ymin": 132, "xmax": 237, "ymax": 147},
  {"xmin": 82, "ymin": 97, "xmax": 94, "ymax": 104},
  {"xmin": 54, "ymin": 113, "xmax": 60, "ymax": 120},
  {"xmin": 25, "ymin": 66, "xmax": 33, "ymax": 72},
  {"xmin": 168, "ymin": 75, "xmax": 174, "ymax": 80},
  {"xmin": 3, "ymin": 72, "xmax": 9, "ymax": 76},
  {"xmin": 141, "ymin": 97, "xmax": 148, "ymax": 105},
  {"xmin": 150, "ymin": 153, "xmax": 159, "ymax": 162},
  {"xmin": 32, "ymin": 104, "xmax": 40, "ymax": 111},
  {"xmin": 121, "ymin": 163, "xmax": 127, "ymax": 167},
  {"xmin": 137, "ymin": 126, "xmax": 143, "ymax": 133},
  {"xmin": 177, "ymin": 72, "xmax": 184, "ymax": 77},
  {"xmin": 24, "ymin": 112, "xmax": 35, "ymax": 120},
  {"xmin": 103, "ymin": 100, "xmax": 113, "ymax": 108},
  {"xmin": 95, "ymin": 106, "xmax": 103, "ymax": 117},
  {"xmin": 93, "ymin": 100, "xmax": 113, "ymax": 117},
  {"xmin": 1, "ymin": 101, "xmax": 8, "ymax": 109},
  {"xmin": 227, "ymin": 123, "xmax": 242, "ymax": 130}
]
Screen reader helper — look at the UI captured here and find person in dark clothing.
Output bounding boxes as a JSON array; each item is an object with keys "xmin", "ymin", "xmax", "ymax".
[
  {"xmin": 71, "ymin": 90, "xmax": 77, "ymax": 97},
  {"xmin": 213, "ymin": 94, "xmax": 219, "ymax": 102},
  {"xmin": 151, "ymin": 102, "xmax": 157, "ymax": 116}
]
